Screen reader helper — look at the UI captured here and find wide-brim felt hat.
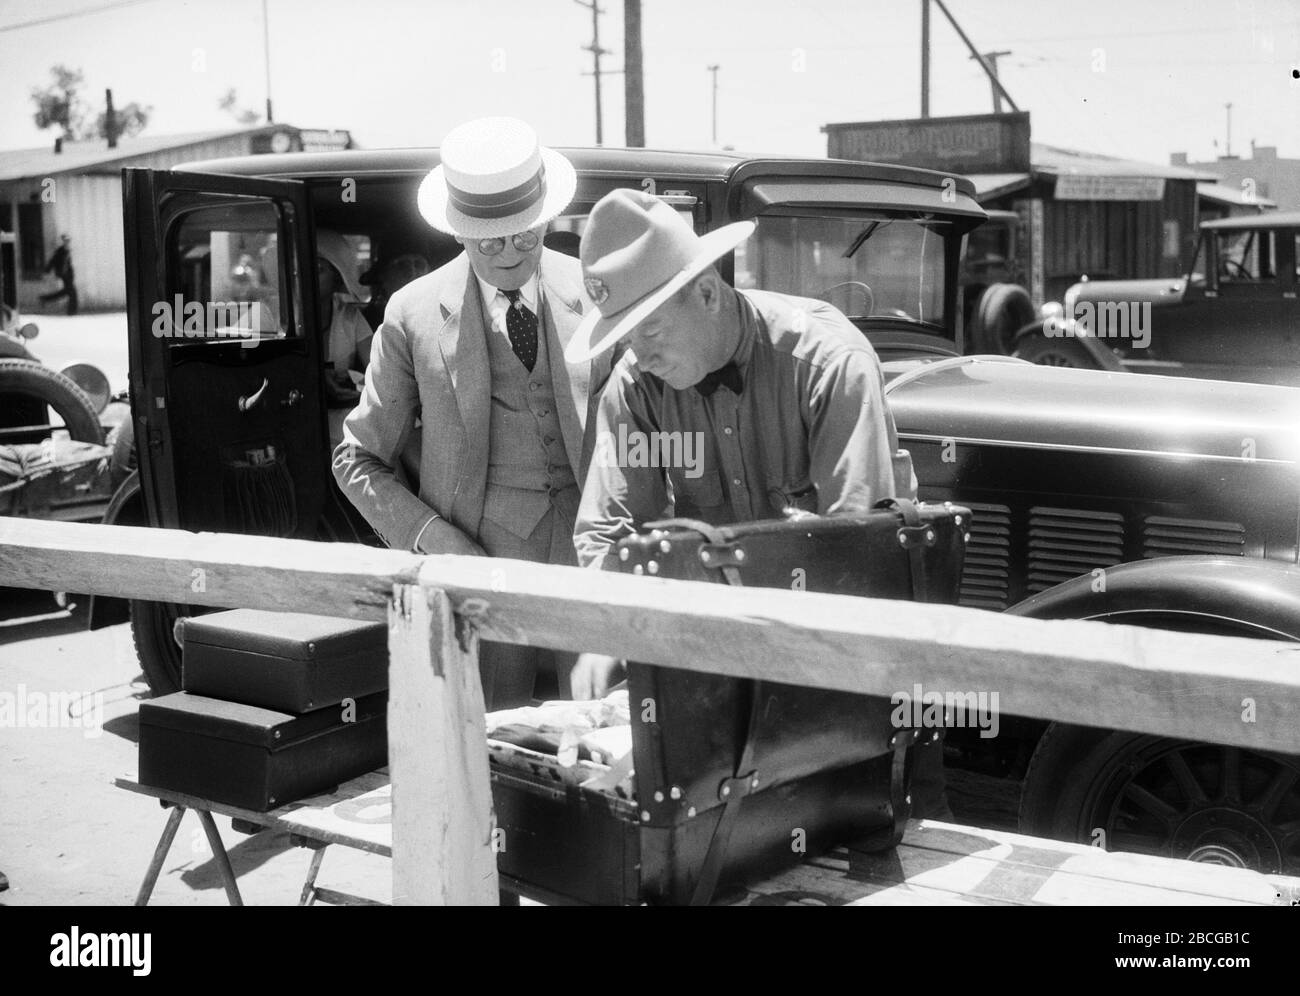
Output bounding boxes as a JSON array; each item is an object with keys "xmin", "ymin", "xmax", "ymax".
[
  {"xmin": 315, "ymin": 228, "xmax": 368, "ymax": 302},
  {"xmin": 418, "ymin": 117, "xmax": 577, "ymax": 240},
  {"xmin": 564, "ymin": 188, "xmax": 754, "ymax": 364}
]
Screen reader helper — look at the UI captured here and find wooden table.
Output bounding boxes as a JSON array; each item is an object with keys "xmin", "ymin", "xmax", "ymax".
[
  {"xmin": 736, "ymin": 819, "xmax": 1300, "ymax": 906},
  {"xmin": 118, "ymin": 772, "xmax": 1300, "ymax": 906},
  {"xmin": 115, "ymin": 770, "xmax": 391, "ymax": 906}
]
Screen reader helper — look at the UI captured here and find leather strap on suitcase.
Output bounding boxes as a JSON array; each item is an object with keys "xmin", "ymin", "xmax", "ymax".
[{"xmin": 648, "ymin": 499, "xmax": 933, "ymax": 905}]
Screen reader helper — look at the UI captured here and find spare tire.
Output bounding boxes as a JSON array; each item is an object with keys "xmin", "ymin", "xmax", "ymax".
[
  {"xmin": 969, "ymin": 283, "xmax": 1036, "ymax": 356},
  {"xmin": 0, "ymin": 358, "xmax": 104, "ymax": 445}
]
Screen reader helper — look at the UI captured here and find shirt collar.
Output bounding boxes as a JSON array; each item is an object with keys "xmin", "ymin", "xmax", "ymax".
[
  {"xmin": 475, "ymin": 269, "xmax": 540, "ymax": 315},
  {"xmin": 729, "ymin": 290, "xmax": 758, "ymax": 371}
]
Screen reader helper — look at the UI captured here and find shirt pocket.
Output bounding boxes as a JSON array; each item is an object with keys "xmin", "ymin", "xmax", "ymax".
[{"xmin": 673, "ymin": 468, "xmax": 726, "ymax": 518}]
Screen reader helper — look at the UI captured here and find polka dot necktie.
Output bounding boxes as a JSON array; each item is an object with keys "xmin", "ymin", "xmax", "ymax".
[{"xmin": 503, "ymin": 289, "xmax": 538, "ymax": 371}]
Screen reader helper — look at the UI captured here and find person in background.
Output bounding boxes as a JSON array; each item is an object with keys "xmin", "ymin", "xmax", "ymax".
[
  {"xmin": 361, "ymin": 247, "xmax": 431, "ymax": 330},
  {"xmin": 39, "ymin": 234, "xmax": 77, "ymax": 315},
  {"xmin": 315, "ymin": 229, "xmax": 375, "ymax": 447}
]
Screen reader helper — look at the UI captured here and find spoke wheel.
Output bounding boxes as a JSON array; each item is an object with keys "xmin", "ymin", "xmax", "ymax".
[{"xmin": 1021, "ymin": 724, "xmax": 1300, "ymax": 875}]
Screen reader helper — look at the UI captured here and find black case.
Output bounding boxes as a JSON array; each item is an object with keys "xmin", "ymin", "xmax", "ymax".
[
  {"xmin": 492, "ymin": 500, "xmax": 970, "ymax": 904},
  {"xmin": 180, "ymin": 609, "xmax": 387, "ymax": 713},
  {"xmin": 138, "ymin": 690, "xmax": 388, "ymax": 811}
]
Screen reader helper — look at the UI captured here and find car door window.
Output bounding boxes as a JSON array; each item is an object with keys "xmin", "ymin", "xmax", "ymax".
[{"xmin": 165, "ymin": 199, "xmax": 288, "ymax": 343}]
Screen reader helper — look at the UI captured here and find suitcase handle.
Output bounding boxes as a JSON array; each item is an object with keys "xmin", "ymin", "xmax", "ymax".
[{"xmin": 874, "ymin": 497, "xmax": 934, "ymax": 603}]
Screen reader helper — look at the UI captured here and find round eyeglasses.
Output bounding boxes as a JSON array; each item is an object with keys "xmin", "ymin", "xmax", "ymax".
[{"xmin": 476, "ymin": 230, "xmax": 541, "ymax": 256}]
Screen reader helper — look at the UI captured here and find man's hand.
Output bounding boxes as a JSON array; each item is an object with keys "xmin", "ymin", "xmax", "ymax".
[
  {"xmin": 569, "ymin": 653, "xmax": 625, "ymax": 700},
  {"xmin": 415, "ymin": 517, "xmax": 486, "ymax": 557}
]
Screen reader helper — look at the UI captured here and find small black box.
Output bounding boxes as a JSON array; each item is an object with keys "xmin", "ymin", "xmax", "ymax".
[
  {"xmin": 139, "ymin": 691, "xmax": 387, "ymax": 811},
  {"xmin": 181, "ymin": 609, "xmax": 387, "ymax": 713}
]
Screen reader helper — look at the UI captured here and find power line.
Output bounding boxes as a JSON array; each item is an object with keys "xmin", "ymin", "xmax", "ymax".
[{"xmin": 0, "ymin": 0, "xmax": 158, "ymax": 33}]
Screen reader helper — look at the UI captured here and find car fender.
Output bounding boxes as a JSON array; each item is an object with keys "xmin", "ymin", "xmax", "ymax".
[
  {"xmin": 87, "ymin": 470, "xmax": 145, "ymax": 630},
  {"xmin": 1011, "ymin": 319, "xmax": 1126, "ymax": 372},
  {"xmin": 1005, "ymin": 555, "xmax": 1300, "ymax": 642}
]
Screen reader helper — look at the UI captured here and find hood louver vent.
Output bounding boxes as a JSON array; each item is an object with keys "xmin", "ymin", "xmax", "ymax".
[
  {"xmin": 958, "ymin": 502, "xmax": 1012, "ymax": 610},
  {"xmin": 1142, "ymin": 516, "xmax": 1246, "ymax": 558},
  {"xmin": 1028, "ymin": 506, "xmax": 1125, "ymax": 594}
]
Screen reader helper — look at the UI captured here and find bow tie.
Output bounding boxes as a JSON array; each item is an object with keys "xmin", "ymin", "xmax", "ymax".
[{"xmin": 694, "ymin": 362, "xmax": 743, "ymax": 397}]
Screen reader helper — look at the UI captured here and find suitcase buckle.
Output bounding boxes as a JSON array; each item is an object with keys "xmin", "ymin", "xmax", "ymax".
[
  {"xmin": 699, "ymin": 542, "xmax": 746, "ymax": 568},
  {"xmin": 896, "ymin": 524, "xmax": 937, "ymax": 550},
  {"xmin": 717, "ymin": 769, "xmax": 760, "ymax": 803}
]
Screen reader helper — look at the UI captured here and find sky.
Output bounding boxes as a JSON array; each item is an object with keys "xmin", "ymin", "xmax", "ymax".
[{"xmin": 0, "ymin": 0, "xmax": 1296, "ymax": 166}]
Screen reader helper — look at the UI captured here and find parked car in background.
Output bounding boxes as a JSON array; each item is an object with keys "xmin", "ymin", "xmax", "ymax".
[
  {"xmin": 97, "ymin": 147, "xmax": 1300, "ymax": 876},
  {"xmin": 1011, "ymin": 211, "xmax": 1300, "ymax": 384}
]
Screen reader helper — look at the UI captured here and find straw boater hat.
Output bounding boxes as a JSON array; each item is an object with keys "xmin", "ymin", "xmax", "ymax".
[
  {"xmin": 417, "ymin": 117, "xmax": 577, "ymax": 240},
  {"xmin": 564, "ymin": 188, "xmax": 754, "ymax": 364}
]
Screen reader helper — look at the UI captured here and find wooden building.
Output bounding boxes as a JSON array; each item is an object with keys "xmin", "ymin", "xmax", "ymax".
[{"xmin": 823, "ymin": 112, "xmax": 1215, "ymax": 305}]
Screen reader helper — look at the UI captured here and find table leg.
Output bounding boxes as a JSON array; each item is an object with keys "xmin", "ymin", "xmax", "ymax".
[
  {"xmin": 197, "ymin": 809, "xmax": 244, "ymax": 906},
  {"xmin": 298, "ymin": 846, "xmax": 328, "ymax": 906},
  {"xmin": 134, "ymin": 805, "xmax": 187, "ymax": 907}
]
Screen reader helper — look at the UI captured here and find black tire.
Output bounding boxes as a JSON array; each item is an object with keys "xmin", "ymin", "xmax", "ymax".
[
  {"xmin": 129, "ymin": 598, "xmax": 186, "ymax": 696},
  {"xmin": 1020, "ymin": 722, "xmax": 1300, "ymax": 875},
  {"xmin": 1011, "ymin": 332, "xmax": 1101, "ymax": 368},
  {"xmin": 969, "ymin": 283, "xmax": 1035, "ymax": 356},
  {"xmin": 0, "ymin": 358, "xmax": 104, "ymax": 444},
  {"xmin": 106, "ymin": 417, "xmax": 137, "ymax": 488}
]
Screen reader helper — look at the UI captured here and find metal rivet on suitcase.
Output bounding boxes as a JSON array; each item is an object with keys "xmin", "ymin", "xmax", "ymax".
[
  {"xmin": 670, "ymin": 785, "xmax": 682, "ymax": 799},
  {"xmin": 906, "ymin": 795, "xmax": 912, "ymax": 805},
  {"xmin": 720, "ymin": 784, "xmax": 731, "ymax": 798},
  {"xmin": 735, "ymin": 549, "xmax": 746, "ymax": 562},
  {"xmin": 273, "ymin": 730, "xmax": 282, "ymax": 740},
  {"xmin": 659, "ymin": 539, "xmax": 671, "ymax": 553},
  {"xmin": 653, "ymin": 790, "xmax": 664, "ymax": 802},
  {"xmin": 954, "ymin": 515, "xmax": 963, "ymax": 526},
  {"xmin": 701, "ymin": 550, "xmax": 712, "ymax": 563},
  {"xmin": 687, "ymin": 807, "xmax": 696, "ymax": 818},
  {"xmin": 640, "ymin": 810, "xmax": 651, "ymax": 822},
  {"xmin": 751, "ymin": 775, "xmax": 759, "ymax": 789},
  {"xmin": 932, "ymin": 731, "xmax": 941, "ymax": 742},
  {"xmin": 619, "ymin": 547, "xmax": 630, "ymax": 561},
  {"xmin": 647, "ymin": 561, "xmax": 659, "ymax": 574},
  {"xmin": 925, "ymin": 530, "xmax": 935, "ymax": 543},
  {"xmin": 633, "ymin": 564, "xmax": 644, "ymax": 575},
  {"xmin": 896, "ymin": 531, "xmax": 907, "ymax": 546}
]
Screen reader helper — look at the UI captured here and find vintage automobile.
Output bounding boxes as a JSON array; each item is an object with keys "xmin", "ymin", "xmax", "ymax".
[
  {"xmin": 1011, "ymin": 210, "xmax": 1300, "ymax": 385},
  {"xmin": 95, "ymin": 148, "xmax": 1300, "ymax": 876}
]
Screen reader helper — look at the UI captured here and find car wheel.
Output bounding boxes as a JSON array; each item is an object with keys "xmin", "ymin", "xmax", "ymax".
[
  {"xmin": 969, "ymin": 283, "xmax": 1034, "ymax": 355},
  {"xmin": 0, "ymin": 358, "xmax": 105, "ymax": 444},
  {"xmin": 129, "ymin": 598, "xmax": 186, "ymax": 696},
  {"xmin": 1011, "ymin": 333, "xmax": 1100, "ymax": 368},
  {"xmin": 1020, "ymin": 722, "xmax": 1300, "ymax": 875}
]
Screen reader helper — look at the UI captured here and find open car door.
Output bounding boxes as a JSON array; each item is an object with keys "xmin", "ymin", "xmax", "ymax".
[
  {"xmin": 121, "ymin": 168, "xmax": 330, "ymax": 695},
  {"xmin": 123, "ymin": 168, "xmax": 328, "ymax": 538}
]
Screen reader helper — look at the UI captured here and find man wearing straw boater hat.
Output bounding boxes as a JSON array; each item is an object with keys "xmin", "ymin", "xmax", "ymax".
[{"xmin": 333, "ymin": 117, "xmax": 607, "ymax": 708}]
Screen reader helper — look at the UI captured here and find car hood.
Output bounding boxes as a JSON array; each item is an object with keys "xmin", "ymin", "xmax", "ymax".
[
  {"xmin": 888, "ymin": 358, "xmax": 1300, "ymax": 463},
  {"xmin": 1069, "ymin": 277, "xmax": 1187, "ymax": 307}
]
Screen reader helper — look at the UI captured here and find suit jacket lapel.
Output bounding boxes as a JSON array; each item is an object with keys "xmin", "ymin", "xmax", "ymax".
[{"xmin": 437, "ymin": 255, "xmax": 490, "ymax": 519}]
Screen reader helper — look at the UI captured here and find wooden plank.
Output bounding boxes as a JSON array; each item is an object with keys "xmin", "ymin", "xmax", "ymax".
[
  {"xmin": 413, "ymin": 555, "xmax": 1300, "ymax": 754},
  {"xmin": 388, "ymin": 584, "xmax": 497, "ymax": 905},
  {"xmin": 0, "ymin": 517, "xmax": 420, "ymax": 621},
  {"xmin": 10, "ymin": 518, "xmax": 1300, "ymax": 752}
]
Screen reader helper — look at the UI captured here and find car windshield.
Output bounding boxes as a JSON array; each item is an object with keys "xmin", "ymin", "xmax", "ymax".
[{"xmin": 733, "ymin": 215, "xmax": 947, "ymax": 328}]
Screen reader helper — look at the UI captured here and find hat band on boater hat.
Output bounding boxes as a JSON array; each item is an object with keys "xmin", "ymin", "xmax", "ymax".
[{"xmin": 445, "ymin": 165, "xmax": 547, "ymax": 220}]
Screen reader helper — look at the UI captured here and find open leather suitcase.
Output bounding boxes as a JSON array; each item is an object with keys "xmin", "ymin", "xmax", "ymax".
[{"xmin": 491, "ymin": 498, "xmax": 970, "ymax": 905}]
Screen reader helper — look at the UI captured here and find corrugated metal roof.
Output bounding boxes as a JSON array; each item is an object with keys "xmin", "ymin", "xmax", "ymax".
[
  {"xmin": 0, "ymin": 126, "xmax": 281, "ymax": 182},
  {"xmin": 1030, "ymin": 142, "xmax": 1217, "ymax": 181}
]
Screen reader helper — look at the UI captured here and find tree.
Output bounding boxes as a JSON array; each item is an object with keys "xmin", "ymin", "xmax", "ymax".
[
  {"xmin": 30, "ymin": 64, "xmax": 151, "ymax": 141},
  {"xmin": 218, "ymin": 88, "xmax": 260, "ymax": 126}
]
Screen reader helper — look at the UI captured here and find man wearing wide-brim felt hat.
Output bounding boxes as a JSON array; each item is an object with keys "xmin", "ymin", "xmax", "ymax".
[
  {"xmin": 333, "ymin": 116, "xmax": 610, "ymax": 708},
  {"xmin": 567, "ymin": 189, "xmax": 920, "ymax": 696}
]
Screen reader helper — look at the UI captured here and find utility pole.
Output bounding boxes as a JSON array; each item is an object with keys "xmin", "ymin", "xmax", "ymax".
[
  {"xmin": 707, "ymin": 64, "xmax": 720, "ymax": 145},
  {"xmin": 104, "ymin": 88, "xmax": 117, "ymax": 148},
  {"xmin": 575, "ymin": 0, "xmax": 611, "ymax": 145},
  {"xmin": 624, "ymin": 0, "xmax": 644, "ymax": 146},
  {"xmin": 262, "ymin": 0, "xmax": 274, "ymax": 122},
  {"xmin": 921, "ymin": 0, "xmax": 930, "ymax": 118},
  {"xmin": 931, "ymin": 0, "xmax": 1019, "ymax": 113},
  {"xmin": 1225, "ymin": 102, "xmax": 1233, "ymax": 157},
  {"xmin": 970, "ymin": 50, "xmax": 1012, "ymax": 113}
]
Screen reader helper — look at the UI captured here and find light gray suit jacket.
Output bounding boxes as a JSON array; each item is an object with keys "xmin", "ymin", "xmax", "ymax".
[{"xmin": 332, "ymin": 249, "xmax": 605, "ymax": 552}]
